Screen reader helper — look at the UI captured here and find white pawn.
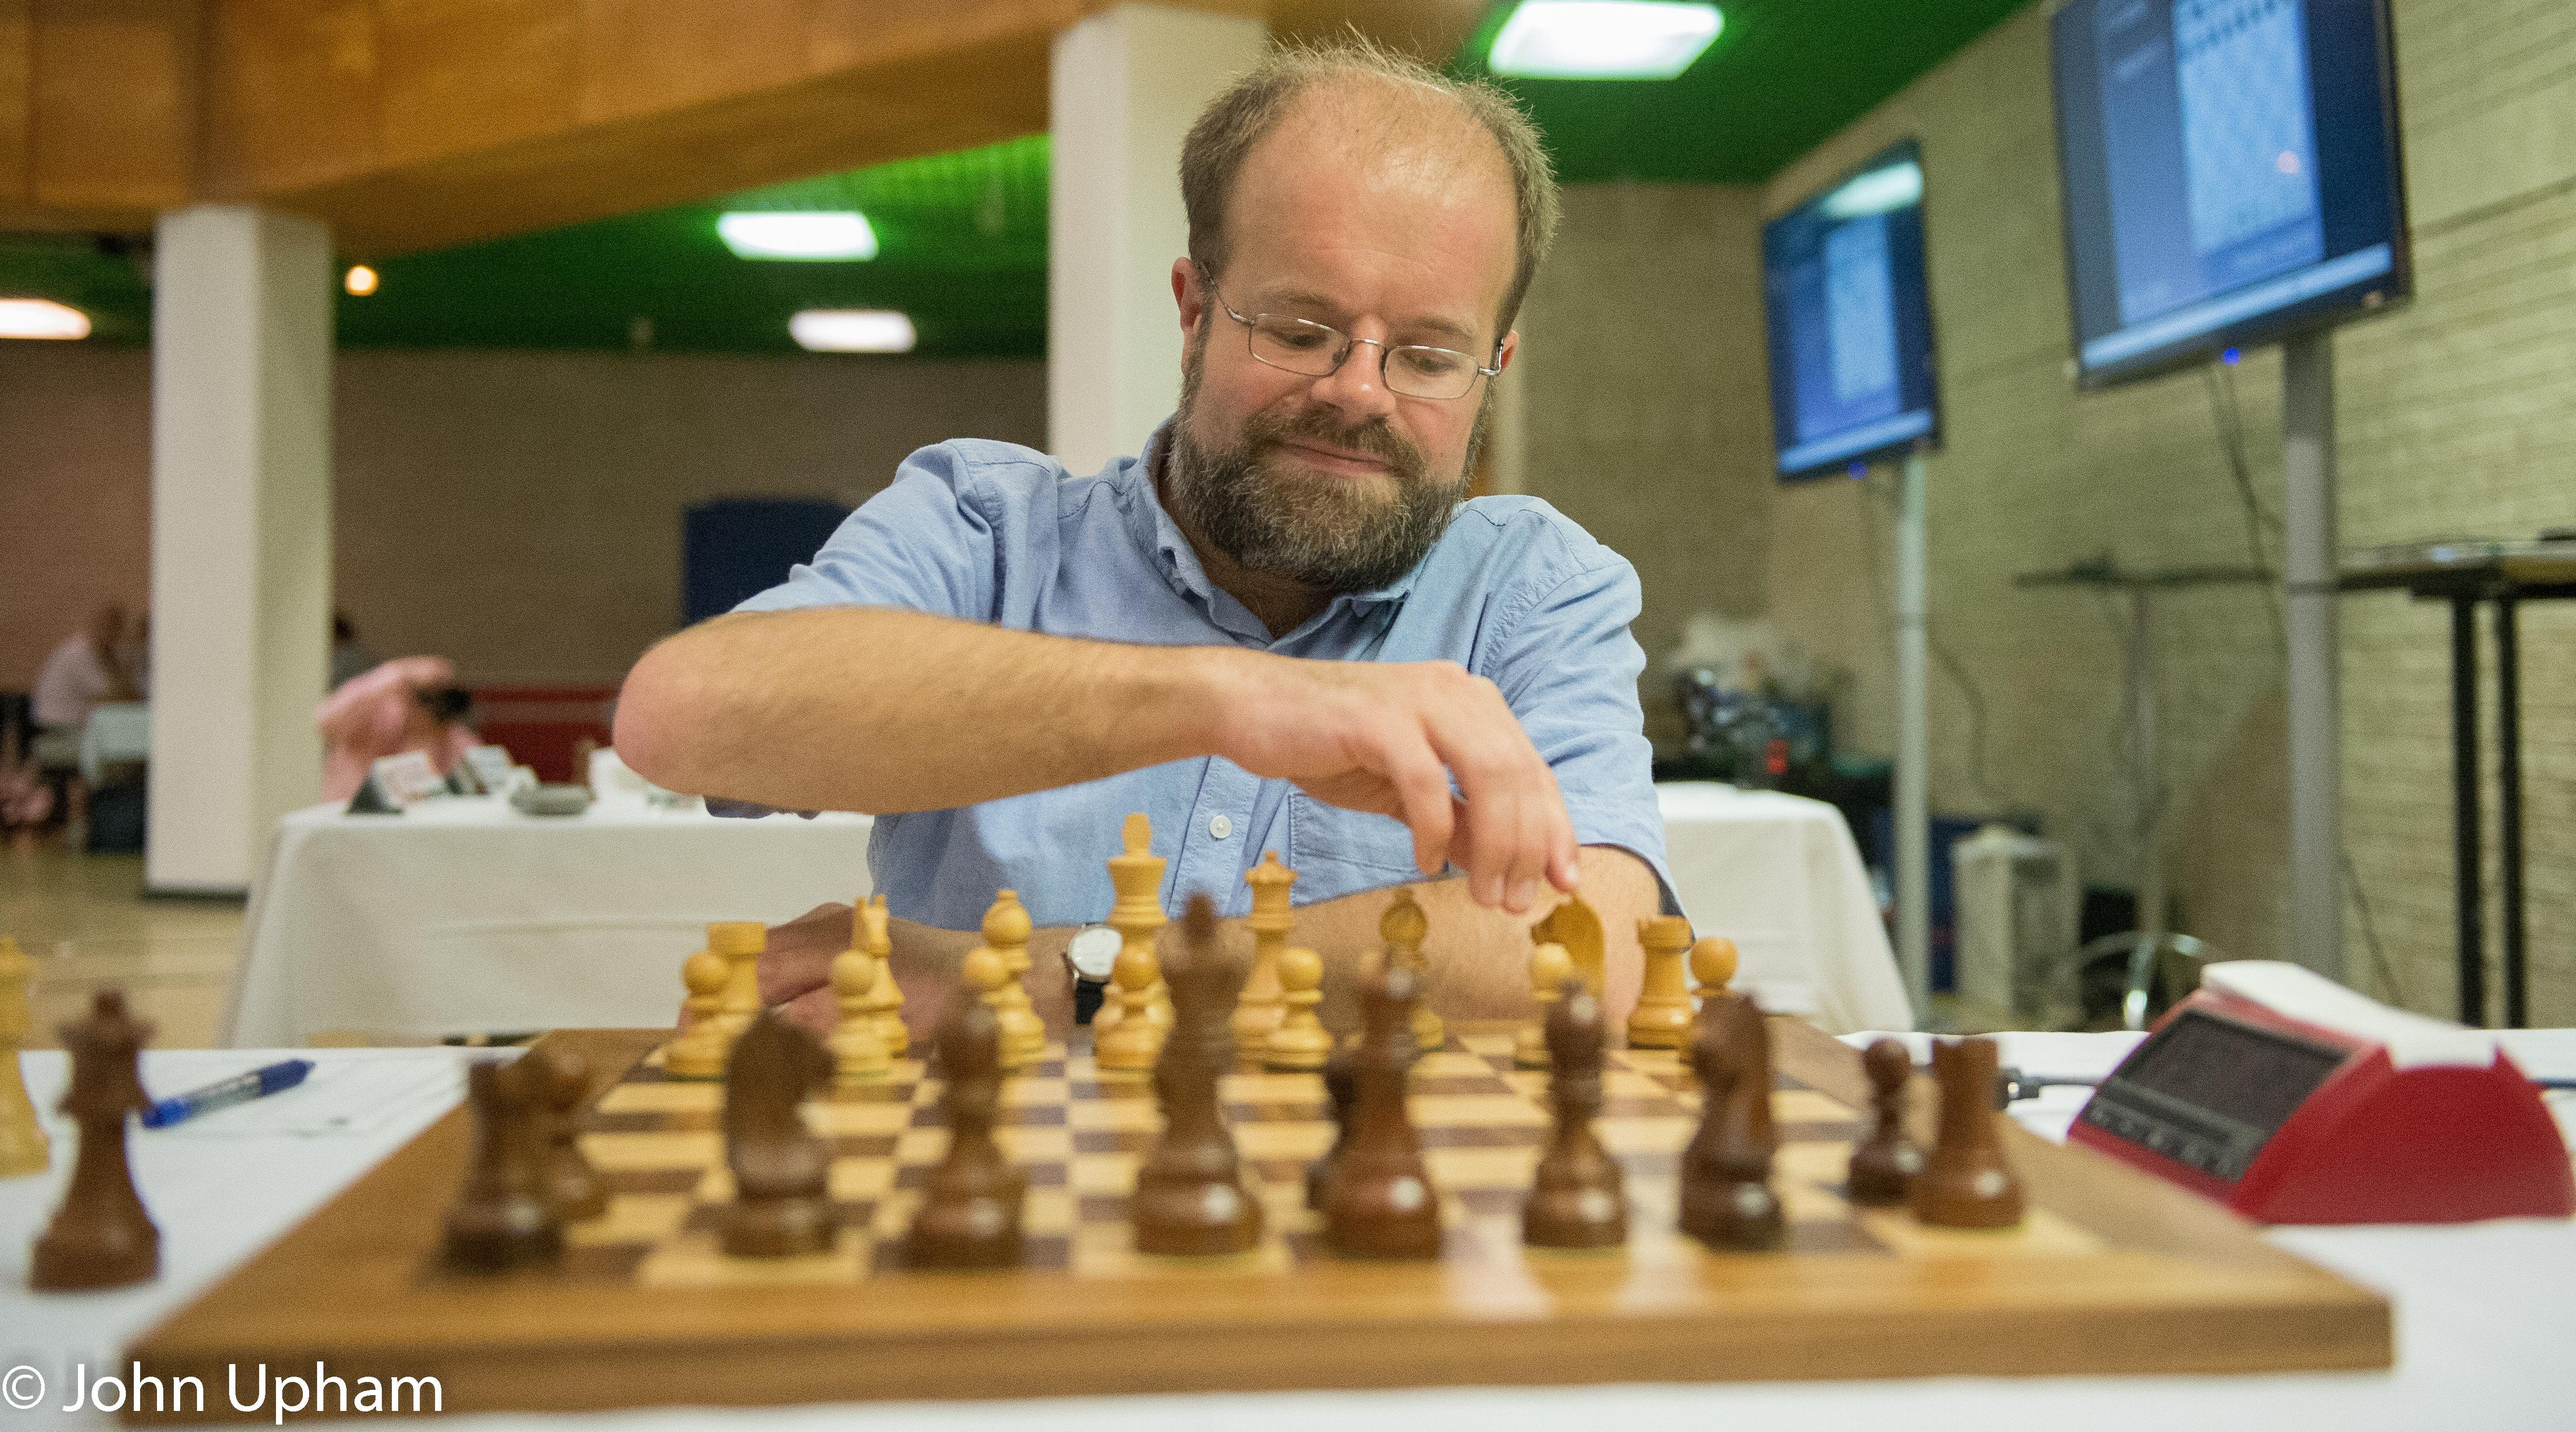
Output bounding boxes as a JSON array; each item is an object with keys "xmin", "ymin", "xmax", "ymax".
[
  {"xmin": 828, "ymin": 941, "xmax": 892, "ymax": 1085},
  {"xmin": 1516, "ymin": 942, "xmax": 1575, "ymax": 1070},
  {"xmin": 1262, "ymin": 945, "xmax": 1333, "ymax": 1072},
  {"xmin": 961, "ymin": 944, "xmax": 1029, "ymax": 1073}
]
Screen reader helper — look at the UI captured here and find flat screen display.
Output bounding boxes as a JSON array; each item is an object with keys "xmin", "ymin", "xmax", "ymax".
[
  {"xmin": 2051, "ymin": 0, "xmax": 2409, "ymax": 386},
  {"xmin": 2117, "ymin": 1008, "xmax": 2345, "ymax": 1138},
  {"xmin": 1762, "ymin": 141, "xmax": 1942, "ymax": 480}
]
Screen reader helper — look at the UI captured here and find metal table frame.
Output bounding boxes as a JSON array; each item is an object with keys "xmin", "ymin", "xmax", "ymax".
[{"xmin": 2340, "ymin": 545, "xmax": 2576, "ymax": 1028}]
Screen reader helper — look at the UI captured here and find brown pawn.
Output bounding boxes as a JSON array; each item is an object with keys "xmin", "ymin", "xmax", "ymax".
[
  {"xmin": 721, "ymin": 1011, "xmax": 835, "ymax": 1257},
  {"xmin": 1305, "ymin": 1047, "xmax": 1357, "ymax": 1211},
  {"xmin": 1677, "ymin": 992, "xmax": 1783, "ymax": 1251},
  {"xmin": 1845, "ymin": 1038, "xmax": 1922, "ymax": 1207},
  {"xmin": 906, "ymin": 999, "xmax": 1026, "ymax": 1269},
  {"xmin": 1912, "ymin": 1036, "xmax": 2026, "ymax": 1229},
  {"xmin": 1321, "ymin": 959, "xmax": 1441, "ymax": 1259},
  {"xmin": 441, "ymin": 1059, "xmax": 562, "ymax": 1272},
  {"xmin": 529, "ymin": 1042, "xmax": 608, "ymax": 1220},
  {"xmin": 1523, "ymin": 976, "xmax": 1626, "ymax": 1249},
  {"xmin": 1133, "ymin": 895, "xmax": 1262, "ymax": 1256},
  {"xmin": 30, "ymin": 990, "xmax": 160, "ymax": 1290}
]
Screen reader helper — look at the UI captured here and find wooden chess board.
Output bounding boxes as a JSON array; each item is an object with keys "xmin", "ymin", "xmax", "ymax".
[{"xmin": 124, "ymin": 1020, "xmax": 2391, "ymax": 1421}]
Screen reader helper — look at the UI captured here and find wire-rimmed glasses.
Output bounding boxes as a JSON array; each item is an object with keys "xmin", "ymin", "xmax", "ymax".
[{"xmin": 1206, "ymin": 278, "xmax": 1499, "ymax": 401}]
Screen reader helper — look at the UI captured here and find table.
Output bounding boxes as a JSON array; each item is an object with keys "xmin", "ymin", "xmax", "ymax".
[
  {"xmin": 7, "ymin": 1031, "xmax": 2572, "ymax": 1430},
  {"xmin": 2340, "ymin": 539, "xmax": 2576, "ymax": 1028},
  {"xmin": 223, "ymin": 785, "xmax": 1903, "ymax": 1048},
  {"xmin": 1655, "ymin": 784, "xmax": 1910, "ymax": 1033},
  {"xmin": 222, "ymin": 797, "xmax": 876, "ymax": 1046}
]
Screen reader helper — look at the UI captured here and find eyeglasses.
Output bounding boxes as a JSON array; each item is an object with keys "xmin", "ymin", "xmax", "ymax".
[{"xmin": 1206, "ymin": 276, "xmax": 1499, "ymax": 402}]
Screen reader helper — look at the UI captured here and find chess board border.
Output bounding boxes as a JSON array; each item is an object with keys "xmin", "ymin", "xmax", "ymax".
[{"xmin": 121, "ymin": 1020, "xmax": 2390, "ymax": 1423}]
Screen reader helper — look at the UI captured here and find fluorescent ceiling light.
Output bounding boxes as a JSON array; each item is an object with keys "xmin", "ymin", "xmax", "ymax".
[
  {"xmin": 1820, "ymin": 160, "xmax": 1925, "ymax": 220},
  {"xmin": 0, "ymin": 298, "xmax": 90, "ymax": 340},
  {"xmin": 718, "ymin": 211, "xmax": 880, "ymax": 261},
  {"xmin": 1489, "ymin": 2, "xmax": 1723, "ymax": 80},
  {"xmin": 790, "ymin": 310, "xmax": 916, "ymax": 353}
]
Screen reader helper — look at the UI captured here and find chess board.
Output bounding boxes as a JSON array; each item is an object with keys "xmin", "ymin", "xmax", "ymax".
[{"xmin": 124, "ymin": 1021, "xmax": 2390, "ymax": 1422}]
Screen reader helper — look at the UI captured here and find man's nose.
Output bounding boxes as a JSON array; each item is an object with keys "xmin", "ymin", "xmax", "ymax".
[{"xmin": 1308, "ymin": 336, "xmax": 1401, "ymax": 422}]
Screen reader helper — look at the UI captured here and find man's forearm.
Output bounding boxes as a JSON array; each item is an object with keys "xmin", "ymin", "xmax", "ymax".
[{"xmin": 617, "ymin": 607, "xmax": 1228, "ymax": 814}]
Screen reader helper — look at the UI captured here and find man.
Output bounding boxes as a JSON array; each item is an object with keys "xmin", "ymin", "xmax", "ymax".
[
  {"xmin": 32, "ymin": 605, "xmax": 141, "ymax": 770},
  {"xmin": 617, "ymin": 41, "xmax": 1675, "ymax": 1036},
  {"xmin": 317, "ymin": 656, "xmax": 480, "ymax": 803}
]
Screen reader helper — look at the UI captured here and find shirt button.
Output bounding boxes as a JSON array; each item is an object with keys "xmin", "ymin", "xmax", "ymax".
[{"xmin": 1209, "ymin": 814, "xmax": 1233, "ymax": 840}]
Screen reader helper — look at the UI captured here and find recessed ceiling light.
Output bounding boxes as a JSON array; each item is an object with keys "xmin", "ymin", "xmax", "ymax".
[
  {"xmin": 718, "ymin": 212, "xmax": 880, "ymax": 261},
  {"xmin": 1820, "ymin": 160, "xmax": 1925, "ymax": 220},
  {"xmin": 1488, "ymin": 2, "xmax": 1723, "ymax": 80},
  {"xmin": 0, "ymin": 298, "xmax": 90, "ymax": 340},
  {"xmin": 344, "ymin": 264, "xmax": 379, "ymax": 296},
  {"xmin": 790, "ymin": 310, "xmax": 916, "ymax": 353}
]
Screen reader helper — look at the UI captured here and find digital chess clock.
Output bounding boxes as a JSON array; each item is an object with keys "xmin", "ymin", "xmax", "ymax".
[{"xmin": 2071, "ymin": 962, "xmax": 2573, "ymax": 1224}]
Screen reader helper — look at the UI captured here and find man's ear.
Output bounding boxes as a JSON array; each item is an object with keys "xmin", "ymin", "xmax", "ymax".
[
  {"xmin": 1494, "ymin": 330, "xmax": 1520, "ymax": 374},
  {"xmin": 1172, "ymin": 259, "xmax": 1206, "ymax": 338}
]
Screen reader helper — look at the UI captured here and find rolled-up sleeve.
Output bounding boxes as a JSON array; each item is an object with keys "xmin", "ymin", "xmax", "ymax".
[
  {"xmin": 732, "ymin": 443, "xmax": 998, "ymax": 620},
  {"xmin": 1483, "ymin": 554, "xmax": 1682, "ymax": 917}
]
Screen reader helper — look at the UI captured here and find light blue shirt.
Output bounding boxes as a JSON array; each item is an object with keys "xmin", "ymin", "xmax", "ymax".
[{"xmin": 729, "ymin": 427, "xmax": 1675, "ymax": 931}]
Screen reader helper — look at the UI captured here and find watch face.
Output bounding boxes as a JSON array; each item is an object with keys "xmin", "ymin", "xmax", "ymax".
[{"xmin": 1068, "ymin": 925, "xmax": 1121, "ymax": 981}]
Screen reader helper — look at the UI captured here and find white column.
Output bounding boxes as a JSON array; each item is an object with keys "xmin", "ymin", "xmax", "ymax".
[
  {"xmin": 1049, "ymin": 4, "xmax": 1267, "ymax": 474},
  {"xmin": 147, "ymin": 206, "xmax": 333, "ymax": 894}
]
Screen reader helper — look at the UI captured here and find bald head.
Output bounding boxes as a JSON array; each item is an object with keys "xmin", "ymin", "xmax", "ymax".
[{"xmin": 1180, "ymin": 38, "xmax": 1558, "ymax": 342}]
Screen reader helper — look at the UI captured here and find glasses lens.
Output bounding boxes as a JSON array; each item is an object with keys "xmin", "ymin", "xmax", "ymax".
[
  {"xmin": 1246, "ymin": 315, "xmax": 1344, "ymax": 376},
  {"xmin": 1385, "ymin": 345, "xmax": 1478, "ymax": 401}
]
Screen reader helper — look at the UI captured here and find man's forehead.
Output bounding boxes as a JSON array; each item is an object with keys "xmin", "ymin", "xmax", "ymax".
[{"xmin": 1221, "ymin": 86, "xmax": 1517, "ymax": 329}]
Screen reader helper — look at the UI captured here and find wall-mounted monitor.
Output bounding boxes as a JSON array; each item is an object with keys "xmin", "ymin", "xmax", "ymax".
[
  {"xmin": 2051, "ymin": 0, "xmax": 2410, "ymax": 388},
  {"xmin": 1763, "ymin": 140, "xmax": 1942, "ymax": 481}
]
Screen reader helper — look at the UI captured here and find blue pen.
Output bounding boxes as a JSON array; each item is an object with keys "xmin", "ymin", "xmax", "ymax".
[{"xmin": 140, "ymin": 1059, "xmax": 314, "ymax": 1129}]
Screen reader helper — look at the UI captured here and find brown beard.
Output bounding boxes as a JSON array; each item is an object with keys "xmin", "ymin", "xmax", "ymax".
[{"xmin": 1164, "ymin": 339, "xmax": 1484, "ymax": 593}]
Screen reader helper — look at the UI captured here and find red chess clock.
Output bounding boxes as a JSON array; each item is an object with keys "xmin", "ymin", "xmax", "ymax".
[{"xmin": 2071, "ymin": 962, "xmax": 2573, "ymax": 1225}]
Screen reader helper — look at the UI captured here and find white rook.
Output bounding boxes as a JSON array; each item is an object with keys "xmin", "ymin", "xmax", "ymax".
[
  {"xmin": 147, "ymin": 206, "xmax": 333, "ymax": 894},
  {"xmin": 1049, "ymin": 4, "xmax": 1268, "ymax": 475}
]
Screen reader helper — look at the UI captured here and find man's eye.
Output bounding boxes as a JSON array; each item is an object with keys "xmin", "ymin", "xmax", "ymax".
[
  {"xmin": 1266, "ymin": 325, "xmax": 1331, "ymax": 351},
  {"xmin": 1396, "ymin": 349, "xmax": 1466, "ymax": 378}
]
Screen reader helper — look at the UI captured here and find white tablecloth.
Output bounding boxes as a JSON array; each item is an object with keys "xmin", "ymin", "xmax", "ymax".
[
  {"xmin": 223, "ymin": 785, "xmax": 1901, "ymax": 1048},
  {"xmin": 223, "ymin": 798, "xmax": 876, "ymax": 1046},
  {"xmin": 8, "ymin": 1032, "xmax": 2573, "ymax": 1430},
  {"xmin": 1656, "ymin": 784, "xmax": 1909, "ymax": 1033}
]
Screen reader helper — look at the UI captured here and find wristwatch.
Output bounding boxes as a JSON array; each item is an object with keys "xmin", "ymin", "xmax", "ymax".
[{"xmin": 1067, "ymin": 925, "xmax": 1121, "ymax": 1025}]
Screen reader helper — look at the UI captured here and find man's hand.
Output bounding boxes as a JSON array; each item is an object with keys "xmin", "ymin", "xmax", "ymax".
[{"xmin": 1211, "ymin": 653, "xmax": 1577, "ymax": 915}]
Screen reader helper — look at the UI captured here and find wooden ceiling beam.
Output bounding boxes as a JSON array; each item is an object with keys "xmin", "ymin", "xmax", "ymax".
[{"xmin": 1, "ymin": 0, "xmax": 1493, "ymax": 251}]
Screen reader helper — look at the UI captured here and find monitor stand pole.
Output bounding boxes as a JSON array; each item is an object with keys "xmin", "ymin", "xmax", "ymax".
[
  {"xmin": 1896, "ymin": 446, "xmax": 1931, "ymax": 1024},
  {"xmin": 2283, "ymin": 331, "xmax": 2344, "ymax": 983}
]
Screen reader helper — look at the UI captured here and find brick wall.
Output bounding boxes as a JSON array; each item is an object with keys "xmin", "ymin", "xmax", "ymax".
[
  {"xmin": 1514, "ymin": 182, "xmax": 1774, "ymax": 752},
  {"xmin": 1738, "ymin": 0, "xmax": 2576, "ymax": 1020},
  {"xmin": 0, "ymin": 349, "xmax": 1045, "ymax": 690}
]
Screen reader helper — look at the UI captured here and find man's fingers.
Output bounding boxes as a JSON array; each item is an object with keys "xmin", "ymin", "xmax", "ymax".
[{"xmin": 1381, "ymin": 743, "xmax": 1457, "ymax": 877}]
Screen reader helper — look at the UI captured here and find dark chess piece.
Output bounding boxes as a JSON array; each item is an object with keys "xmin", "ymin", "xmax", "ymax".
[
  {"xmin": 906, "ymin": 999, "xmax": 1027, "ymax": 1269},
  {"xmin": 1845, "ymin": 1038, "xmax": 1922, "ymax": 1207},
  {"xmin": 530, "ymin": 1042, "xmax": 609, "ymax": 1220},
  {"xmin": 1133, "ymin": 894, "xmax": 1263, "ymax": 1256},
  {"xmin": 1912, "ymin": 1036, "xmax": 2026, "ymax": 1229},
  {"xmin": 30, "ymin": 989, "xmax": 160, "ymax": 1290},
  {"xmin": 1678, "ymin": 992, "xmax": 1784, "ymax": 1251},
  {"xmin": 1523, "ymin": 976, "xmax": 1627, "ymax": 1249},
  {"xmin": 1320, "ymin": 958, "xmax": 1442, "ymax": 1259},
  {"xmin": 721, "ymin": 1011, "xmax": 836, "ymax": 1257},
  {"xmin": 1305, "ymin": 1047, "xmax": 1357, "ymax": 1212},
  {"xmin": 441, "ymin": 1058, "xmax": 562, "ymax": 1272}
]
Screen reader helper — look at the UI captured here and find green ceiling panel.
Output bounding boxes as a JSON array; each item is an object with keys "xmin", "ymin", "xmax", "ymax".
[
  {"xmin": 1457, "ymin": 0, "xmax": 2035, "ymax": 184},
  {"xmin": 0, "ymin": 4, "xmax": 2032, "ymax": 355}
]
